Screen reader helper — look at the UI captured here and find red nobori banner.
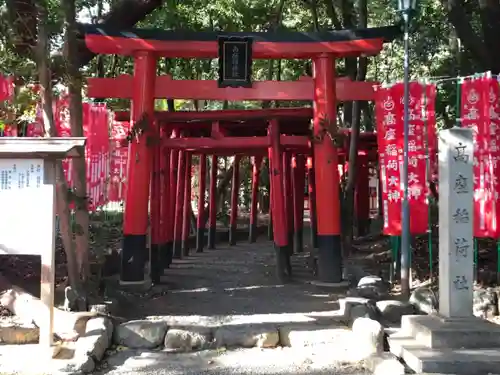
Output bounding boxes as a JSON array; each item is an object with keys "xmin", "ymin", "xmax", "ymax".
[
  {"xmin": 406, "ymin": 82, "xmax": 429, "ymax": 234},
  {"xmin": 54, "ymin": 99, "xmax": 111, "ymax": 211},
  {"xmin": 376, "ymin": 84, "xmax": 403, "ymax": 235},
  {"xmin": 108, "ymin": 121, "xmax": 129, "ymax": 202},
  {"xmin": 376, "ymin": 82, "xmax": 432, "ymax": 236},
  {"xmin": 488, "ymin": 78, "xmax": 500, "ymax": 237},
  {"xmin": 425, "ymin": 84, "xmax": 438, "ymax": 180},
  {"xmin": 84, "ymin": 103, "xmax": 110, "ymax": 210},
  {"xmin": 461, "ymin": 76, "xmax": 493, "ymax": 237}
]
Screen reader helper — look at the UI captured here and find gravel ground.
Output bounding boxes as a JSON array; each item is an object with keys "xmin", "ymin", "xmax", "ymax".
[
  {"xmin": 94, "ymin": 347, "xmax": 372, "ymax": 375},
  {"xmin": 97, "ymin": 234, "xmax": 377, "ymax": 375},
  {"xmin": 118, "ymin": 235, "xmax": 349, "ymax": 322}
]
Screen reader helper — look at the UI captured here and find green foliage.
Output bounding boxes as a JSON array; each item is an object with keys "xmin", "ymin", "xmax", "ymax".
[
  {"xmin": 1, "ymin": 0, "xmax": 473, "ymax": 123},
  {"xmin": 0, "ymin": 0, "xmax": 493, "ymax": 141}
]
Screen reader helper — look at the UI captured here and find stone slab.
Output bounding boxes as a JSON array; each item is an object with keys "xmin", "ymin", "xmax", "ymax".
[
  {"xmin": 114, "ymin": 320, "xmax": 168, "ymax": 349},
  {"xmin": 401, "ymin": 314, "xmax": 500, "ymax": 349},
  {"xmin": 387, "ymin": 332, "xmax": 422, "ymax": 357},
  {"xmin": 279, "ymin": 324, "xmax": 352, "ymax": 347},
  {"xmin": 0, "ymin": 318, "xmax": 39, "ymax": 344},
  {"xmin": 165, "ymin": 326, "xmax": 213, "ymax": 351},
  {"xmin": 147, "ymin": 312, "xmax": 346, "ymax": 328},
  {"xmin": 398, "ymin": 344, "xmax": 500, "ymax": 374},
  {"xmin": 214, "ymin": 324, "xmax": 279, "ymax": 348}
]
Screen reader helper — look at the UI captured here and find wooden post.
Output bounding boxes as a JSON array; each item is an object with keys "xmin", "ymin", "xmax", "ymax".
[
  {"xmin": 268, "ymin": 120, "xmax": 291, "ymax": 281},
  {"xmin": 312, "ymin": 55, "xmax": 342, "ymax": 283},
  {"xmin": 121, "ymin": 52, "xmax": 157, "ymax": 285},
  {"xmin": 173, "ymin": 150, "xmax": 186, "ymax": 258},
  {"xmin": 292, "ymin": 154, "xmax": 306, "ymax": 253},
  {"xmin": 150, "ymin": 123, "xmax": 161, "ymax": 283},
  {"xmin": 167, "ymin": 131, "xmax": 179, "ymax": 266},
  {"xmin": 249, "ymin": 156, "xmax": 263, "ymax": 243},
  {"xmin": 182, "ymin": 153, "xmax": 193, "ymax": 256},
  {"xmin": 283, "ymin": 152, "xmax": 294, "ymax": 254},
  {"xmin": 307, "ymin": 156, "xmax": 318, "ymax": 249},
  {"xmin": 229, "ymin": 155, "xmax": 241, "ymax": 246},
  {"xmin": 40, "ymin": 160, "xmax": 57, "ymax": 351},
  {"xmin": 160, "ymin": 129, "xmax": 172, "ymax": 270},
  {"xmin": 196, "ymin": 154, "xmax": 207, "ymax": 252},
  {"xmin": 208, "ymin": 155, "xmax": 218, "ymax": 249}
]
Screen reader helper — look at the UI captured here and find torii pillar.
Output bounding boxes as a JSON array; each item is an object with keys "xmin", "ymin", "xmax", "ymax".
[
  {"xmin": 120, "ymin": 52, "xmax": 157, "ymax": 286},
  {"xmin": 312, "ymin": 54, "xmax": 342, "ymax": 283}
]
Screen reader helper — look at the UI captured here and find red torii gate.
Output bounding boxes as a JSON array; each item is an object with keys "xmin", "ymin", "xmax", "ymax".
[
  {"xmin": 111, "ymin": 109, "xmax": 377, "ymax": 248},
  {"xmin": 82, "ymin": 24, "xmax": 399, "ymax": 285},
  {"xmin": 111, "ymin": 109, "xmax": 376, "ymax": 259}
]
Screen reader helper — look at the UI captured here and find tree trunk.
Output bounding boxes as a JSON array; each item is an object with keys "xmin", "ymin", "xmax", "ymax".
[
  {"xmin": 34, "ymin": 0, "xmax": 83, "ymax": 305},
  {"xmin": 341, "ymin": 0, "xmax": 368, "ymax": 255},
  {"xmin": 63, "ymin": 0, "xmax": 91, "ymax": 291},
  {"xmin": 441, "ymin": 0, "xmax": 497, "ymax": 72},
  {"xmin": 95, "ymin": 0, "xmax": 105, "ymax": 78},
  {"xmin": 324, "ymin": 0, "xmax": 342, "ymax": 29},
  {"xmin": 8, "ymin": 0, "xmax": 164, "ymax": 72},
  {"xmin": 6, "ymin": 0, "xmax": 37, "ymax": 57},
  {"xmin": 200, "ymin": 164, "xmax": 235, "ymax": 226}
]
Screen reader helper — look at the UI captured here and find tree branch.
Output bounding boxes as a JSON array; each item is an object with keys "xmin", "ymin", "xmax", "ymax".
[
  {"xmin": 323, "ymin": 0, "xmax": 342, "ymax": 29},
  {"xmin": 477, "ymin": 0, "xmax": 500, "ymax": 73},
  {"xmin": 7, "ymin": 0, "xmax": 164, "ymax": 75},
  {"xmin": 73, "ymin": 0, "xmax": 164, "ymax": 68},
  {"xmin": 441, "ymin": 0, "xmax": 490, "ymax": 71}
]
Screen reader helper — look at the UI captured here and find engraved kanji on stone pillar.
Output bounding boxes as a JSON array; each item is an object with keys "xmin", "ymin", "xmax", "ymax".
[{"xmin": 438, "ymin": 127, "xmax": 474, "ymax": 318}]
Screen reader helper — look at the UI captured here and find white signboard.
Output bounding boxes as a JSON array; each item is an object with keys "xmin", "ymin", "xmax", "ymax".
[{"xmin": 0, "ymin": 159, "xmax": 55, "ymax": 256}]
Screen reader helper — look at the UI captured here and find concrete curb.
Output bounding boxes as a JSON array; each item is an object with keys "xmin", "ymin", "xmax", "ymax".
[
  {"xmin": 112, "ymin": 315, "xmax": 390, "ymax": 357},
  {"xmin": 114, "ymin": 319, "xmax": 356, "ymax": 351}
]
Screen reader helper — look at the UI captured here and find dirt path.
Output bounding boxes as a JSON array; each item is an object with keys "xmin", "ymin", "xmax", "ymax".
[
  {"xmin": 96, "ymin": 239, "xmax": 374, "ymax": 375},
  {"xmin": 117, "ymin": 238, "xmax": 348, "ymax": 323}
]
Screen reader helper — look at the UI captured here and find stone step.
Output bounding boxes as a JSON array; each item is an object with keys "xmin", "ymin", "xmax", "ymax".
[
  {"xmin": 387, "ymin": 333, "xmax": 421, "ymax": 357},
  {"xmin": 401, "ymin": 314, "xmax": 500, "ymax": 349},
  {"xmin": 393, "ymin": 340, "xmax": 500, "ymax": 374}
]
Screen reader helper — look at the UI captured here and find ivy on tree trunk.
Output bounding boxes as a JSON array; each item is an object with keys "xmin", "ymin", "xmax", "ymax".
[
  {"xmin": 34, "ymin": 0, "xmax": 85, "ymax": 310},
  {"xmin": 62, "ymin": 0, "xmax": 91, "ymax": 288}
]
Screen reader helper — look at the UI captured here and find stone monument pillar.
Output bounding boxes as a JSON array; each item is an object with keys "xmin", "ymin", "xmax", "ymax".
[
  {"xmin": 438, "ymin": 127, "xmax": 474, "ymax": 318},
  {"xmin": 388, "ymin": 127, "xmax": 500, "ymax": 374}
]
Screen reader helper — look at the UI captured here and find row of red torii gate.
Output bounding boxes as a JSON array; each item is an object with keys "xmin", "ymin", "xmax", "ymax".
[
  {"xmin": 61, "ymin": 25, "xmax": 500, "ymax": 284},
  {"xmin": 77, "ymin": 23, "xmax": 406, "ymax": 285},
  {"xmin": 4, "ymin": 22, "xmax": 500, "ymax": 285},
  {"xmin": 7, "ymin": 24, "xmax": 500, "ymax": 285}
]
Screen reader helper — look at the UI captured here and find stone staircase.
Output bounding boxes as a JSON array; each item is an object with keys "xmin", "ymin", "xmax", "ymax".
[{"xmin": 388, "ymin": 314, "xmax": 500, "ymax": 374}]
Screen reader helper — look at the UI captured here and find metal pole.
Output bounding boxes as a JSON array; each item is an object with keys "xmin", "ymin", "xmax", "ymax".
[{"xmin": 401, "ymin": 13, "xmax": 411, "ymax": 299}]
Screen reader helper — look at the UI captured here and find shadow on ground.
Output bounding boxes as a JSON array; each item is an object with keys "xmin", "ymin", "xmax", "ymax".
[
  {"xmin": 94, "ymin": 347, "xmax": 372, "ymax": 375},
  {"xmin": 96, "ymin": 229, "xmax": 388, "ymax": 375},
  {"xmin": 117, "ymin": 235, "xmax": 348, "ymax": 321}
]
